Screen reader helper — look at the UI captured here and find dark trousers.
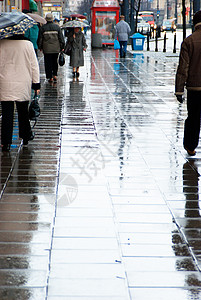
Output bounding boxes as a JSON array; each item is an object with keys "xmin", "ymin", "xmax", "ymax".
[
  {"xmin": 119, "ymin": 41, "xmax": 127, "ymax": 58},
  {"xmin": 1, "ymin": 101, "xmax": 31, "ymax": 145},
  {"xmin": 184, "ymin": 90, "xmax": 201, "ymax": 151},
  {"xmin": 44, "ymin": 53, "xmax": 59, "ymax": 79}
]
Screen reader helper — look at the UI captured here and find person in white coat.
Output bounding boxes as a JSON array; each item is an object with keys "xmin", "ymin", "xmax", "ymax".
[{"xmin": 0, "ymin": 35, "xmax": 40, "ymax": 151}]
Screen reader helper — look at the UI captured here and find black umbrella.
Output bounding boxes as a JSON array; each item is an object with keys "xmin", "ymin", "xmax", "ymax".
[{"xmin": 0, "ymin": 12, "xmax": 37, "ymax": 40}]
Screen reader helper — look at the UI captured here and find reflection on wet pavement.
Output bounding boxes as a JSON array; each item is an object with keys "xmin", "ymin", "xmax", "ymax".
[
  {"xmin": 1, "ymin": 39, "xmax": 201, "ymax": 299},
  {"xmin": 0, "ymin": 70, "xmax": 62, "ymax": 298}
]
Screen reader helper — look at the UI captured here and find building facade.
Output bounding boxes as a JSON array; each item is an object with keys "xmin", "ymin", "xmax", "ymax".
[
  {"xmin": 0, "ymin": 0, "xmax": 37, "ymax": 13},
  {"xmin": 0, "ymin": 0, "xmax": 24, "ymax": 12},
  {"xmin": 42, "ymin": 0, "xmax": 63, "ymax": 19},
  {"xmin": 68, "ymin": 0, "xmax": 82, "ymax": 13},
  {"xmin": 0, "ymin": 0, "xmax": 64, "ymax": 19}
]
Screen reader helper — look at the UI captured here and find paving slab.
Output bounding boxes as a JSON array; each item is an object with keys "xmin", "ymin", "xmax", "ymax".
[{"xmin": 0, "ymin": 31, "xmax": 201, "ymax": 299}]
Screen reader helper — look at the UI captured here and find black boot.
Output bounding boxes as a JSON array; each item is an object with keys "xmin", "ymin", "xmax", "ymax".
[{"xmin": 72, "ymin": 72, "xmax": 76, "ymax": 78}]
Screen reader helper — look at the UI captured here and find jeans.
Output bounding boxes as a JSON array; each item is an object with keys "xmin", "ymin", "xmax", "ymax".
[
  {"xmin": 119, "ymin": 41, "xmax": 127, "ymax": 57},
  {"xmin": 1, "ymin": 101, "xmax": 31, "ymax": 145},
  {"xmin": 184, "ymin": 90, "xmax": 201, "ymax": 151}
]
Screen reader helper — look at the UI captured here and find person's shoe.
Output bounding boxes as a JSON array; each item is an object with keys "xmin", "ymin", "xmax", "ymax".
[
  {"xmin": 76, "ymin": 72, "xmax": 80, "ymax": 78},
  {"xmin": 72, "ymin": 72, "xmax": 76, "ymax": 78},
  {"xmin": 23, "ymin": 132, "xmax": 35, "ymax": 146},
  {"xmin": 48, "ymin": 78, "xmax": 53, "ymax": 83},
  {"xmin": 2, "ymin": 144, "xmax": 10, "ymax": 152},
  {"xmin": 53, "ymin": 76, "xmax": 57, "ymax": 82},
  {"xmin": 184, "ymin": 147, "xmax": 196, "ymax": 156}
]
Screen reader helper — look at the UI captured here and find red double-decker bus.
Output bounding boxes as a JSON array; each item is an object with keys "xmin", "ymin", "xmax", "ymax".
[{"xmin": 138, "ymin": 11, "xmax": 155, "ymax": 29}]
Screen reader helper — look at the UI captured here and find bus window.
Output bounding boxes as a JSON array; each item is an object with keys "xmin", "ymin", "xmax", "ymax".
[{"xmin": 139, "ymin": 11, "xmax": 155, "ymax": 28}]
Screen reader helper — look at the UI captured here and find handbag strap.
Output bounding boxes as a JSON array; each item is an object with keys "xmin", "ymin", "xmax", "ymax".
[{"xmin": 31, "ymin": 120, "xmax": 37, "ymax": 129}]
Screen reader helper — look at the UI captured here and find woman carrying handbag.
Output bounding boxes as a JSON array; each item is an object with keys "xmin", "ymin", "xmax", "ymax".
[
  {"xmin": 0, "ymin": 35, "xmax": 40, "ymax": 151},
  {"xmin": 67, "ymin": 27, "xmax": 87, "ymax": 79}
]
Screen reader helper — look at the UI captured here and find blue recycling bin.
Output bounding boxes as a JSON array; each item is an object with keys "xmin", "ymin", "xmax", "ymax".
[{"xmin": 130, "ymin": 33, "xmax": 146, "ymax": 51}]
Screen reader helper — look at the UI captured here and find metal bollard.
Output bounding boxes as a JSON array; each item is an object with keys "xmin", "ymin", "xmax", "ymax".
[
  {"xmin": 163, "ymin": 32, "xmax": 166, "ymax": 52},
  {"xmin": 147, "ymin": 32, "xmax": 150, "ymax": 51},
  {"xmin": 151, "ymin": 27, "xmax": 154, "ymax": 39},
  {"xmin": 155, "ymin": 34, "xmax": 158, "ymax": 52},
  {"xmin": 173, "ymin": 33, "xmax": 176, "ymax": 53}
]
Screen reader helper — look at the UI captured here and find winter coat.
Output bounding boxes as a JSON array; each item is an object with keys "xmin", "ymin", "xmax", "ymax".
[
  {"xmin": 0, "ymin": 39, "xmax": 40, "ymax": 102},
  {"xmin": 38, "ymin": 21, "xmax": 65, "ymax": 54},
  {"xmin": 114, "ymin": 20, "xmax": 131, "ymax": 41},
  {"xmin": 24, "ymin": 24, "xmax": 39, "ymax": 50},
  {"xmin": 175, "ymin": 24, "xmax": 201, "ymax": 95},
  {"xmin": 68, "ymin": 31, "xmax": 87, "ymax": 68}
]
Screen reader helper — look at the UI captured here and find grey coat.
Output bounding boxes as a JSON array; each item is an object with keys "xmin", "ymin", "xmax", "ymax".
[
  {"xmin": 114, "ymin": 20, "xmax": 131, "ymax": 41},
  {"xmin": 68, "ymin": 31, "xmax": 87, "ymax": 68}
]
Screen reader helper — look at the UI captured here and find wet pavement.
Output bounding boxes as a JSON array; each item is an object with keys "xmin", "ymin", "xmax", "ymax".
[{"xmin": 1, "ymin": 32, "xmax": 201, "ymax": 299}]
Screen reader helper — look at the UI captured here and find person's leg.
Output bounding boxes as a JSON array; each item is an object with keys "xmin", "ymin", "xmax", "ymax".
[
  {"xmin": 1, "ymin": 101, "xmax": 14, "ymax": 147},
  {"xmin": 16, "ymin": 101, "xmax": 33, "ymax": 143},
  {"xmin": 123, "ymin": 41, "xmax": 128, "ymax": 57},
  {"xmin": 52, "ymin": 53, "xmax": 59, "ymax": 81},
  {"xmin": 76, "ymin": 67, "xmax": 80, "ymax": 78},
  {"xmin": 72, "ymin": 67, "xmax": 76, "ymax": 78},
  {"xmin": 119, "ymin": 41, "xmax": 124, "ymax": 58},
  {"xmin": 184, "ymin": 90, "xmax": 201, "ymax": 152},
  {"xmin": 44, "ymin": 54, "xmax": 53, "ymax": 80}
]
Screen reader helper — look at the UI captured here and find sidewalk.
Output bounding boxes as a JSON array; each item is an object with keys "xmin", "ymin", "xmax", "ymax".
[{"xmin": 1, "ymin": 35, "xmax": 201, "ymax": 299}]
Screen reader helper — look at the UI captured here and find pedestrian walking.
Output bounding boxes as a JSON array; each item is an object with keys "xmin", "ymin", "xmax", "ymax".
[
  {"xmin": 22, "ymin": 9, "xmax": 39, "ymax": 57},
  {"xmin": 0, "ymin": 35, "xmax": 40, "ymax": 151},
  {"xmin": 175, "ymin": 10, "xmax": 201, "ymax": 156},
  {"xmin": 114, "ymin": 15, "xmax": 131, "ymax": 58},
  {"xmin": 67, "ymin": 27, "xmax": 87, "ymax": 78},
  {"xmin": 24, "ymin": 23, "xmax": 39, "ymax": 56},
  {"xmin": 38, "ymin": 13, "xmax": 65, "ymax": 83}
]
